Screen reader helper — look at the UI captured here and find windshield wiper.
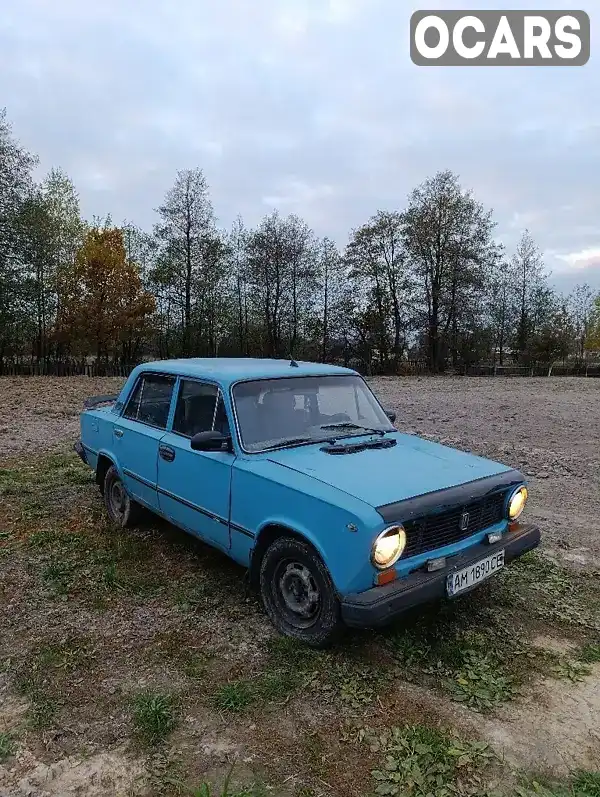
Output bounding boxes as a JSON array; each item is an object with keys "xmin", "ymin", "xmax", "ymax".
[
  {"xmin": 319, "ymin": 422, "xmax": 390, "ymax": 438},
  {"xmin": 261, "ymin": 436, "xmax": 329, "ymax": 451}
]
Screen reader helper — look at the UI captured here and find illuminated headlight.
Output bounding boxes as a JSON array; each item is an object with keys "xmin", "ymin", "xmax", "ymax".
[
  {"xmin": 507, "ymin": 486, "xmax": 528, "ymax": 521},
  {"xmin": 371, "ymin": 525, "xmax": 407, "ymax": 570}
]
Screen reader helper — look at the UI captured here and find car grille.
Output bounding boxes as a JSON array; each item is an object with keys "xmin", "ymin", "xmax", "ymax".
[{"xmin": 403, "ymin": 491, "xmax": 506, "ymax": 559}]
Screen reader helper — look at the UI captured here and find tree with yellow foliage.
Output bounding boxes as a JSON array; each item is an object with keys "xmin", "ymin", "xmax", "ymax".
[{"xmin": 57, "ymin": 226, "xmax": 155, "ymax": 362}]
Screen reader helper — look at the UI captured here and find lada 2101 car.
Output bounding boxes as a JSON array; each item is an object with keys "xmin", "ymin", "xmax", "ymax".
[{"xmin": 75, "ymin": 358, "xmax": 540, "ymax": 646}]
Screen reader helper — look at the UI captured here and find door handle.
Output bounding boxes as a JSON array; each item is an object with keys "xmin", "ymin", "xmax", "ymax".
[
  {"xmin": 159, "ymin": 444, "xmax": 175, "ymax": 462},
  {"xmin": 114, "ymin": 428, "xmax": 123, "ymax": 438}
]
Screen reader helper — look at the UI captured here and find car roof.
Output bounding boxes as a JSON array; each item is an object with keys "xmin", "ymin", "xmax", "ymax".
[{"xmin": 137, "ymin": 358, "xmax": 358, "ymax": 387}]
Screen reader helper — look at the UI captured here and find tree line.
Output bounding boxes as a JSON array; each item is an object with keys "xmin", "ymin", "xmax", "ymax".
[{"xmin": 1, "ymin": 107, "xmax": 599, "ymax": 375}]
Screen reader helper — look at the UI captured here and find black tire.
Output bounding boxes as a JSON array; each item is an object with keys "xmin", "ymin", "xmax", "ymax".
[
  {"xmin": 259, "ymin": 536, "xmax": 343, "ymax": 648},
  {"xmin": 103, "ymin": 465, "xmax": 142, "ymax": 528}
]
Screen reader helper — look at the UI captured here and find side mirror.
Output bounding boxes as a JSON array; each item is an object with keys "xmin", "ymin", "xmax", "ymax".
[
  {"xmin": 190, "ymin": 430, "xmax": 231, "ymax": 452},
  {"xmin": 385, "ymin": 409, "xmax": 397, "ymax": 423}
]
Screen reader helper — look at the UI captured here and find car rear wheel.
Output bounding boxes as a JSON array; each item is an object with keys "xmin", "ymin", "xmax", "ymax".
[
  {"xmin": 103, "ymin": 465, "xmax": 141, "ymax": 528},
  {"xmin": 259, "ymin": 536, "xmax": 343, "ymax": 648}
]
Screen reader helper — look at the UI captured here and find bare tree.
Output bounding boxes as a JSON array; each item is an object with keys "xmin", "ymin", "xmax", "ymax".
[
  {"xmin": 228, "ymin": 215, "xmax": 250, "ymax": 355},
  {"xmin": 154, "ymin": 168, "xmax": 214, "ymax": 355},
  {"xmin": 402, "ymin": 171, "xmax": 498, "ymax": 372},
  {"xmin": 0, "ymin": 109, "xmax": 37, "ymax": 364},
  {"xmin": 319, "ymin": 237, "xmax": 343, "ymax": 363},
  {"xmin": 512, "ymin": 230, "xmax": 546, "ymax": 361},
  {"xmin": 346, "ymin": 211, "xmax": 409, "ymax": 371},
  {"xmin": 245, "ymin": 212, "xmax": 318, "ymax": 358},
  {"xmin": 488, "ymin": 260, "xmax": 512, "ymax": 366}
]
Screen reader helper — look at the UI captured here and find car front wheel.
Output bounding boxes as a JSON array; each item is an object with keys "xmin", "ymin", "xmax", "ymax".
[
  {"xmin": 259, "ymin": 536, "xmax": 343, "ymax": 648},
  {"xmin": 103, "ymin": 465, "xmax": 141, "ymax": 528}
]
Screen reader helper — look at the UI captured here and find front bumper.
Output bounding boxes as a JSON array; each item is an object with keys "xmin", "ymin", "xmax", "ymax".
[
  {"xmin": 341, "ymin": 522, "xmax": 540, "ymax": 628},
  {"xmin": 74, "ymin": 439, "xmax": 88, "ymax": 465}
]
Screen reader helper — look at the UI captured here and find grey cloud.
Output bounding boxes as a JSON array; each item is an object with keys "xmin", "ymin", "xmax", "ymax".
[{"xmin": 0, "ymin": 0, "xmax": 598, "ymax": 290}]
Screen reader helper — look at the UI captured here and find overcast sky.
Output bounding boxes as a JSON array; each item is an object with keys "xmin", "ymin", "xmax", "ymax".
[{"xmin": 1, "ymin": 0, "xmax": 598, "ymax": 293}]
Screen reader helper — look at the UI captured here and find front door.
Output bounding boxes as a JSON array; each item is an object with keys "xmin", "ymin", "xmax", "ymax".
[
  {"xmin": 113, "ymin": 372, "xmax": 176, "ymax": 511},
  {"xmin": 157, "ymin": 379, "xmax": 234, "ymax": 551}
]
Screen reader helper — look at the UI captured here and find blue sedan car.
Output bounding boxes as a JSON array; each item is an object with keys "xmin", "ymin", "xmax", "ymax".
[{"xmin": 75, "ymin": 358, "xmax": 540, "ymax": 646}]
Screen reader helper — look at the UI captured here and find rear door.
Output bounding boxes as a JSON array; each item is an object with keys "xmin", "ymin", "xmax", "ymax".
[
  {"xmin": 113, "ymin": 373, "xmax": 176, "ymax": 511},
  {"xmin": 157, "ymin": 379, "xmax": 234, "ymax": 551}
]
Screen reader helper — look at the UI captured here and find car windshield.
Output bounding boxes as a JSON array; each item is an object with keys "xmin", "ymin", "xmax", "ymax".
[{"xmin": 232, "ymin": 375, "xmax": 395, "ymax": 453}]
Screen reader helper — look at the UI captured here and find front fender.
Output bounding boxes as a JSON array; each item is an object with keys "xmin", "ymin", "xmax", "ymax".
[
  {"xmin": 231, "ymin": 459, "xmax": 383, "ymax": 595},
  {"xmin": 255, "ymin": 515, "xmax": 331, "ymax": 570}
]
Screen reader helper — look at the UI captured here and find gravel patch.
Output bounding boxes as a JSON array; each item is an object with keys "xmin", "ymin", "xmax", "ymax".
[{"xmin": 0, "ymin": 377, "xmax": 125, "ymax": 460}]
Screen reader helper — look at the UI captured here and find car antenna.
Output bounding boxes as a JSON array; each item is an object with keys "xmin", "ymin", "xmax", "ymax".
[{"xmin": 288, "ymin": 353, "xmax": 299, "ymax": 368}]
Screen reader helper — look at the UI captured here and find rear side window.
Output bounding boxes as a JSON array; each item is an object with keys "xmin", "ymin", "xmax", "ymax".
[
  {"xmin": 122, "ymin": 374, "xmax": 175, "ymax": 429},
  {"xmin": 173, "ymin": 381, "xmax": 219, "ymax": 437}
]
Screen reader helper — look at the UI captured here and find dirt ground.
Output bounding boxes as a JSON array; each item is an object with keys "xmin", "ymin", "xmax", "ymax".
[{"xmin": 0, "ymin": 375, "xmax": 599, "ymax": 796}]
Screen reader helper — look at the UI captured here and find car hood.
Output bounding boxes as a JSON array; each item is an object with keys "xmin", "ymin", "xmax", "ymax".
[{"xmin": 265, "ymin": 432, "xmax": 515, "ymax": 509}]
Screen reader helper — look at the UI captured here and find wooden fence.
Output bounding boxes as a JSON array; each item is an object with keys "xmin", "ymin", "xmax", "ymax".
[
  {"xmin": 465, "ymin": 364, "xmax": 600, "ymax": 378},
  {"xmin": 0, "ymin": 362, "xmax": 137, "ymax": 378},
  {"xmin": 1, "ymin": 360, "xmax": 599, "ymax": 379}
]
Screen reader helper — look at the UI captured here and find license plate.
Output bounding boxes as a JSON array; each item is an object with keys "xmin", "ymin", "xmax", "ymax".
[{"xmin": 446, "ymin": 550, "xmax": 505, "ymax": 597}]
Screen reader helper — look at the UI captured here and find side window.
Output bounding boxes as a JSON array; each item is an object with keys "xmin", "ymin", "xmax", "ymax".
[
  {"xmin": 213, "ymin": 394, "xmax": 231, "ymax": 436},
  {"xmin": 173, "ymin": 381, "xmax": 218, "ymax": 438},
  {"xmin": 123, "ymin": 374, "xmax": 175, "ymax": 429},
  {"xmin": 123, "ymin": 379, "xmax": 143, "ymax": 421}
]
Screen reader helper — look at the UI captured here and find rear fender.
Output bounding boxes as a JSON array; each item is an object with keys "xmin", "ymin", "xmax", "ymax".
[{"xmin": 94, "ymin": 450, "xmax": 120, "ymax": 492}]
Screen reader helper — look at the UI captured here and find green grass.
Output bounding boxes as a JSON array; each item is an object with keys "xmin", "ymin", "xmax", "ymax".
[
  {"xmin": 37, "ymin": 638, "xmax": 93, "ymax": 671},
  {"xmin": 263, "ymin": 635, "xmax": 383, "ymax": 709},
  {"xmin": 503, "ymin": 553, "xmax": 600, "ymax": 632},
  {"xmin": 5, "ymin": 452, "xmax": 162, "ymax": 600},
  {"xmin": 16, "ymin": 676, "xmax": 59, "ymax": 730},
  {"xmin": 516, "ymin": 770, "xmax": 600, "ymax": 797},
  {"xmin": 265, "ymin": 635, "xmax": 321, "ymax": 669},
  {"xmin": 29, "ymin": 695, "xmax": 59, "ymax": 729},
  {"xmin": 175, "ymin": 783, "xmax": 267, "ymax": 797},
  {"xmin": 28, "ymin": 528, "xmax": 87, "ymax": 551},
  {"xmin": 13, "ymin": 639, "xmax": 94, "ymax": 730},
  {"xmin": 381, "ymin": 551, "xmax": 600, "ymax": 712},
  {"xmin": 213, "ymin": 681, "xmax": 255, "ymax": 712},
  {"xmin": 132, "ymin": 691, "xmax": 178, "ymax": 744},
  {"xmin": 41, "ymin": 558, "xmax": 76, "ymax": 595},
  {"xmin": 445, "ymin": 648, "xmax": 518, "ymax": 710},
  {"xmin": 386, "ymin": 617, "xmax": 520, "ymax": 712},
  {"xmin": 33, "ymin": 523, "xmax": 165, "ymax": 601},
  {"xmin": 0, "ymin": 732, "xmax": 15, "ymax": 761},
  {"xmin": 572, "ymin": 771, "xmax": 600, "ymax": 796},
  {"xmin": 97, "ymin": 554, "xmax": 165, "ymax": 597},
  {"xmin": 151, "ymin": 631, "xmax": 212, "ymax": 681},
  {"xmin": 255, "ymin": 669, "xmax": 299, "ymax": 701},
  {"xmin": 549, "ymin": 657, "xmax": 592, "ymax": 683},
  {"xmin": 0, "ymin": 452, "xmax": 92, "ymax": 496},
  {"xmin": 170, "ymin": 777, "xmax": 268, "ymax": 796},
  {"xmin": 160, "ymin": 760, "xmax": 269, "ymax": 797},
  {"xmin": 212, "ymin": 649, "xmax": 308, "ymax": 712},
  {"xmin": 367, "ymin": 724, "xmax": 496, "ymax": 797},
  {"xmin": 173, "ymin": 580, "xmax": 214, "ymax": 612},
  {"xmin": 578, "ymin": 644, "xmax": 600, "ymax": 663}
]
